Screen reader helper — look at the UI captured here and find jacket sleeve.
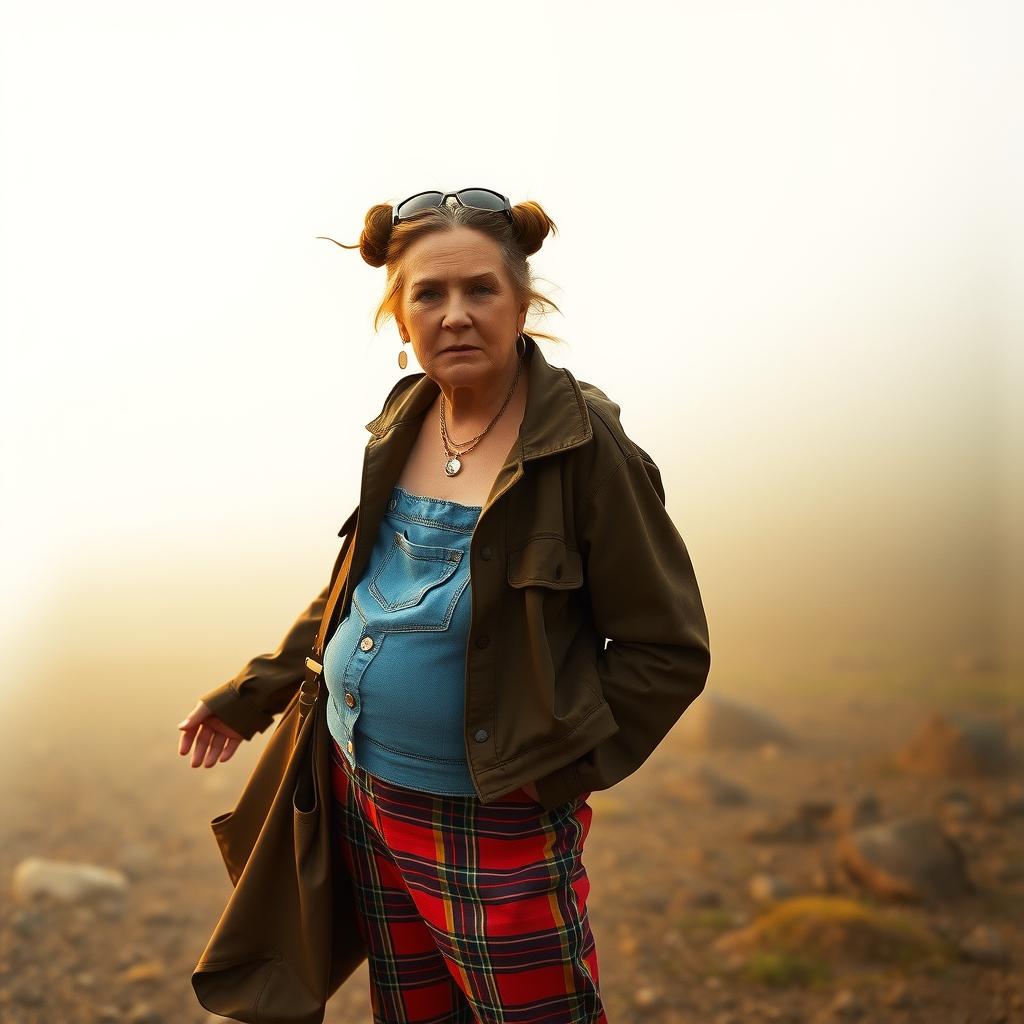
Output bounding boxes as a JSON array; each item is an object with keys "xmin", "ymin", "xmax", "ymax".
[
  {"xmin": 532, "ymin": 452, "xmax": 711, "ymax": 805},
  {"xmin": 197, "ymin": 506, "xmax": 359, "ymax": 741}
]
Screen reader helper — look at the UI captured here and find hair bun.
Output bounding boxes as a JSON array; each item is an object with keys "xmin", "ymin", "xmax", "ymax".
[
  {"xmin": 354, "ymin": 203, "xmax": 393, "ymax": 268},
  {"xmin": 510, "ymin": 200, "xmax": 558, "ymax": 257}
]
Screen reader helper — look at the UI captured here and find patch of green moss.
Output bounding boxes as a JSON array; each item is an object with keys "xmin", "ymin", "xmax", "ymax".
[
  {"xmin": 678, "ymin": 907, "xmax": 735, "ymax": 932},
  {"xmin": 714, "ymin": 895, "xmax": 955, "ymax": 975},
  {"xmin": 742, "ymin": 949, "xmax": 831, "ymax": 988}
]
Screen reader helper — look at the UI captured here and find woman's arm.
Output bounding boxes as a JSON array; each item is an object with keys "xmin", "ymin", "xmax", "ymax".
[{"xmin": 533, "ymin": 450, "xmax": 711, "ymax": 803}]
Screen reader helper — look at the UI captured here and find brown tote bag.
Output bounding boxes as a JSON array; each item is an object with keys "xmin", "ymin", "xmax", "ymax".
[{"xmin": 191, "ymin": 516, "xmax": 367, "ymax": 1024}]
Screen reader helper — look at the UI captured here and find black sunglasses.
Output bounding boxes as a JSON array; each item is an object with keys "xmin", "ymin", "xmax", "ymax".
[{"xmin": 392, "ymin": 188, "xmax": 513, "ymax": 226}]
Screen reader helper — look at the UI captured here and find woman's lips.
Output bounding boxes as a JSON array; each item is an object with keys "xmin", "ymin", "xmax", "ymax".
[{"xmin": 444, "ymin": 346, "xmax": 478, "ymax": 353}]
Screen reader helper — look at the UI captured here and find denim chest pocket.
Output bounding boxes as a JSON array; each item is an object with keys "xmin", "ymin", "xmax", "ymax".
[{"xmin": 369, "ymin": 531, "xmax": 468, "ymax": 629}]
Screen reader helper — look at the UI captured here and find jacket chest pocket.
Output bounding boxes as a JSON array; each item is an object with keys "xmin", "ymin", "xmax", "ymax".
[
  {"xmin": 369, "ymin": 531, "xmax": 468, "ymax": 630},
  {"xmin": 507, "ymin": 534, "xmax": 583, "ymax": 590}
]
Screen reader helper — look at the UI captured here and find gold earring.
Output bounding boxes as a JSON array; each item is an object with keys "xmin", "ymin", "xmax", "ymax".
[{"xmin": 398, "ymin": 340, "xmax": 408, "ymax": 369}]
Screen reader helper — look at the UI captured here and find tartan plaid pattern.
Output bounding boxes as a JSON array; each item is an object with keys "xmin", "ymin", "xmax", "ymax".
[{"xmin": 329, "ymin": 736, "xmax": 607, "ymax": 1023}]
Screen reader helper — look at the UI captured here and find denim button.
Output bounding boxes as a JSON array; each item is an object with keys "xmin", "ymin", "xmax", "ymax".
[
  {"xmin": 389, "ymin": 497, "xmax": 398, "ymax": 511},
  {"xmin": 344, "ymin": 691, "xmax": 356, "ymax": 708},
  {"xmin": 360, "ymin": 635, "xmax": 374, "ymax": 651},
  {"xmin": 474, "ymin": 729, "xmax": 488, "ymax": 742},
  {"xmin": 475, "ymin": 634, "xmax": 490, "ymax": 649}
]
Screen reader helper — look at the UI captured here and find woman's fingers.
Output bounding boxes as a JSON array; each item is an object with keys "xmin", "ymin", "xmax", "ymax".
[
  {"xmin": 190, "ymin": 724, "xmax": 213, "ymax": 768},
  {"xmin": 218, "ymin": 736, "xmax": 242, "ymax": 762},
  {"xmin": 203, "ymin": 730, "xmax": 228, "ymax": 768},
  {"xmin": 178, "ymin": 701, "xmax": 244, "ymax": 766},
  {"xmin": 178, "ymin": 722, "xmax": 198, "ymax": 757}
]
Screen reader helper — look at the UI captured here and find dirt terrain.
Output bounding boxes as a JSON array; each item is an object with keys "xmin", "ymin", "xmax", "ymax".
[{"xmin": 1, "ymin": 671, "xmax": 1021, "ymax": 1024}]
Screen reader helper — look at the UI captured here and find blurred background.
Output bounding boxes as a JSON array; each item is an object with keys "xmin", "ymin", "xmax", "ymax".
[{"xmin": 1, "ymin": 2, "xmax": 1020, "ymax": 1022}]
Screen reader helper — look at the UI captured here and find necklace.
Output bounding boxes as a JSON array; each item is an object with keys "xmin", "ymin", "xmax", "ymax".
[{"xmin": 439, "ymin": 354, "xmax": 523, "ymax": 477}]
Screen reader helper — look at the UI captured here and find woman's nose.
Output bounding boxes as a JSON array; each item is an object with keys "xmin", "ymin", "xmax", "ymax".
[{"xmin": 441, "ymin": 300, "xmax": 471, "ymax": 328}]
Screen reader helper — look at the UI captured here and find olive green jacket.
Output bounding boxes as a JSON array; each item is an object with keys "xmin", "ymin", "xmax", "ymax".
[{"xmin": 199, "ymin": 333, "xmax": 711, "ymax": 812}]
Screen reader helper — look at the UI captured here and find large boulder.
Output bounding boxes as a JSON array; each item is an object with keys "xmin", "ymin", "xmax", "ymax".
[
  {"xmin": 836, "ymin": 815, "xmax": 974, "ymax": 902},
  {"xmin": 674, "ymin": 693, "xmax": 797, "ymax": 751},
  {"xmin": 894, "ymin": 711, "xmax": 1013, "ymax": 777}
]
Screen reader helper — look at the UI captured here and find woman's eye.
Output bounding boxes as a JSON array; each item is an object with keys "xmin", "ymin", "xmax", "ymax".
[{"xmin": 473, "ymin": 284, "xmax": 495, "ymax": 295}]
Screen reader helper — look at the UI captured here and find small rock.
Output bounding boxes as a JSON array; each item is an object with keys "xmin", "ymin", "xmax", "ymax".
[
  {"xmin": 880, "ymin": 980, "xmax": 913, "ymax": 1008},
  {"xmin": 810, "ymin": 854, "xmax": 846, "ymax": 893},
  {"xmin": 120, "ymin": 960, "xmax": 165, "ymax": 984},
  {"xmin": 633, "ymin": 986, "xmax": 662, "ymax": 1009},
  {"xmin": 991, "ymin": 855, "xmax": 1024, "ymax": 884},
  {"xmin": 827, "ymin": 792, "xmax": 882, "ymax": 833},
  {"xmin": 13, "ymin": 984, "xmax": 45, "ymax": 1007},
  {"xmin": 936, "ymin": 788, "xmax": 979, "ymax": 821},
  {"xmin": 798, "ymin": 799, "xmax": 836, "ymax": 822},
  {"xmin": 814, "ymin": 988, "xmax": 863, "ymax": 1021},
  {"xmin": 141, "ymin": 900, "xmax": 184, "ymax": 926},
  {"xmin": 744, "ymin": 810, "xmax": 820, "ymax": 843},
  {"xmin": 748, "ymin": 873, "xmax": 795, "ymax": 905},
  {"xmin": 127, "ymin": 1004, "xmax": 165, "ymax": 1024},
  {"xmin": 680, "ymin": 885, "xmax": 722, "ymax": 908},
  {"xmin": 959, "ymin": 924, "xmax": 1011, "ymax": 966},
  {"xmin": 10, "ymin": 907, "xmax": 44, "ymax": 938}
]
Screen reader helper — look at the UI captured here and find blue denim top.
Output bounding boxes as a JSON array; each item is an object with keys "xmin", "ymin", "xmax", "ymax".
[{"xmin": 323, "ymin": 484, "xmax": 482, "ymax": 794}]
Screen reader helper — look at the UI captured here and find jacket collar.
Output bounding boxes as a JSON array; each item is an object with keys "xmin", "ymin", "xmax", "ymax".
[{"xmin": 363, "ymin": 332, "xmax": 593, "ymax": 462}]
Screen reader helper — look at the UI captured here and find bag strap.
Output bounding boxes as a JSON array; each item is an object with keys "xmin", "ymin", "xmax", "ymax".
[{"xmin": 298, "ymin": 520, "xmax": 358, "ymax": 713}]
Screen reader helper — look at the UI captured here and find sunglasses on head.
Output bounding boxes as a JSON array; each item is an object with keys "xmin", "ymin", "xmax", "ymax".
[{"xmin": 392, "ymin": 188, "xmax": 513, "ymax": 225}]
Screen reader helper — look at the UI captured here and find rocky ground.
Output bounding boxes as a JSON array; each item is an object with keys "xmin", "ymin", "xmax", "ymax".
[{"xmin": 1, "ymin": 672, "xmax": 1022, "ymax": 1023}]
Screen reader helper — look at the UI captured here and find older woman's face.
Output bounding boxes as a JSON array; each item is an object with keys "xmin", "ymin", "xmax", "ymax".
[{"xmin": 394, "ymin": 226, "xmax": 527, "ymax": 387}]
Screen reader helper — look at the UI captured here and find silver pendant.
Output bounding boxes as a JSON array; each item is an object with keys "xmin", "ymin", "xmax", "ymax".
[{"xmin": 445, "ymin": 456, "xmax": 462, "ymax": 477}]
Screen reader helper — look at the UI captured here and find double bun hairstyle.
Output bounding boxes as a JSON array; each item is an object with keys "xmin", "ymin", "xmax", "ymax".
[{"xmin": 318, "ymin": 196, "xmax": 563, "ymax": 343}]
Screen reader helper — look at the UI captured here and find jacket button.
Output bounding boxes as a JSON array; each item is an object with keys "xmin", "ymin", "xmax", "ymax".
[
  {"xmin": 480, "ymin": 545, "xmax": 492, "ymax": 560},
  {"xmin": 389, "ymin": 497, "xmax": 398, "ymax": 510},
  {"xmin": 555, "ymin": 563, "xmax": 563, "ymax": 579},
  {"xmin": 474, "ymin": 729, "xmax": 488, "ymax": 742},
  {"xmin": 475, "ymin": 634, "xmax": 490, "ymax": 649},
  {"xmin": 347, "ymin": 740, "xmax": 354, "ymax": 754},
  {"xmin": 344, "ymin": 691, "xmax": 356, "ymax": 708},
  {"xmin": 360, "ymin": 635, "xmax": 374, "ymax": 651}
]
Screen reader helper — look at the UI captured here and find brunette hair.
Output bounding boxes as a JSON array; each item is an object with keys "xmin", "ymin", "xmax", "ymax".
[{"xmin": 318, "ymin": 197, "xmax": 564, "ymax": 343}]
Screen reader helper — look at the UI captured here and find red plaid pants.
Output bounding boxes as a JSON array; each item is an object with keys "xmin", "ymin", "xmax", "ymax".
[{"xmin": 329, "ymin": 736, "xmax": 607, "ymax": 1023}]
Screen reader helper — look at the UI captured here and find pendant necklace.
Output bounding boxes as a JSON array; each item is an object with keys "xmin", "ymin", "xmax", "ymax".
[{"xmin": 439, "ymin": 353, "xmax": 523, "ymax": 477}]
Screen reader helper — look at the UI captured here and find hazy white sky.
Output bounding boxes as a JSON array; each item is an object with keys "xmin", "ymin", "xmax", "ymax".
[{"xmin": 1, "ymin": 1, "xmax": 1020, "ymax": 687}]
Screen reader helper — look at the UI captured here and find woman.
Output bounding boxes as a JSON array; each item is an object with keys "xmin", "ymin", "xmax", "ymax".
[{"xmin": 179, "ymin": 188, "xmax": 712, "ymax": 1023}]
